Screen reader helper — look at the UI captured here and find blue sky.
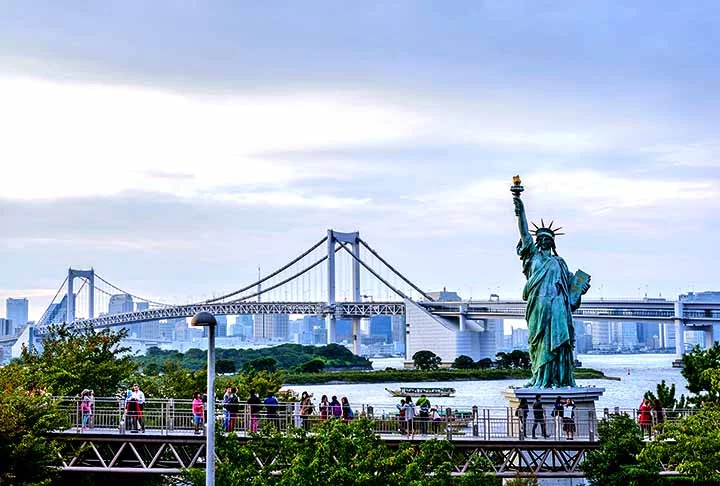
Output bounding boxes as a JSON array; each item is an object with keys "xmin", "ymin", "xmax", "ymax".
[{"xmin": 1, "ymin": 1, "xmax": 718, "ymax": 320}]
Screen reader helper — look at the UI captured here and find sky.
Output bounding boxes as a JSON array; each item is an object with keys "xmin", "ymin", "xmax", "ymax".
[{"xmin": 1, "ymin": 1, "xmax": 719, "ymax": 321}]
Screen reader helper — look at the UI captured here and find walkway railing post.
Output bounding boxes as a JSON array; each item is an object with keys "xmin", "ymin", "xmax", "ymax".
[
  {"xmin": 472, "ymin": 405, "xmax": 479, "ymax": 437},
  {"xmin": 445, "ymin": 407, "xmax": 452, "ymax": 441}
]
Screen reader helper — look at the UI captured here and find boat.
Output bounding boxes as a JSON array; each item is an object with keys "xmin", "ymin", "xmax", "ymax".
[{"xmin": 385, "ymin": 386, "xmax": 456, "ymax": 398}]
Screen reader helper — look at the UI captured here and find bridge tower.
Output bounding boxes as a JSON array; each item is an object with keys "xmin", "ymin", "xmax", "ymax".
[
  {"xmin": 326, "ymin": 230, "xmax": 361, "ymax": 354},
  {"xmin": 66, "ymin": 268, "xmax": 95, "ymax": 324}
]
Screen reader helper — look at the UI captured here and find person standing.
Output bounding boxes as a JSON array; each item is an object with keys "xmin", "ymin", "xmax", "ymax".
[
  {"xmin": 192, "ymin": 392, "xmax": 204, "ymax": 434},
  {"xmin": 396, "ymin": 399, "xmax": 406, "ymax": 435},
  {"xmin": 416, "ymin": 394, "xmax": 431, "ymax": 435},
  {"xmin": 247, "ymin": 390, "xmax": 261, "ymax": 433},
  {"xmin": 531, "ymin": 394, "xmax": 549, "ymax": 439},
  {"xmin": 515, "ymin": 398, "xmax": 529, "ymax": 439},
  {"xmin": 329, "ymin": 396, "xmax": 342, "ymax": 419},
  {"xmin": 552, "ymin": 396, "xmax": 564, "ymax": 438},
  {"xmin": 126, "ymin": 384, "xmax": 146, "ymax": 432},
  {"xmin": 264, "ymin": 391, "xmax": 280, "ymax": 430},
  {"xmin": 652, "ymin": 399, "xmax": 665, "ymax": 429},
  {"xmin": 222, "ymin": 387, "xmax": 233, "ymax": 431},
  {"xmin": 638, "ymin": 398, "xmax": 653, "ymax": 439},
  {"xmin": 226, "ymin": 387, "xmax": 240, "ymax": 432},
  {"xmin": 341, "ymin": 397, "xmax": 352, "ymax": 422},
  {"xmin": 299, "ymin": 391, "xmax": 314, "ymax": 430},
  {"xmin": 403, "ymin": 396, "xmax": 416, "ymax": 437},
  {"xmin": 563, "ymin": 398, "xmax": 576, "ymax": 440},
  {"xmin": 80, "ymin": 389, "xmax": 92, "ymax": 431},
  {"xmin": 318, "ymin": 395, "xmax": 329, "ymax": 421}
]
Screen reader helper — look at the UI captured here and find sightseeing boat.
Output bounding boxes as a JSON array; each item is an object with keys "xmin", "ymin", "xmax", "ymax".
[{"xmin": 385, "ymin": 386, "xmax": 456, "ymax": 398}]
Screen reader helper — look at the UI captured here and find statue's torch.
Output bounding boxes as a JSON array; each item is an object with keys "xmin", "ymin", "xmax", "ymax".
[{"xmin": 510, "ymin": 175, "xmax": 524, "ymax": 198}]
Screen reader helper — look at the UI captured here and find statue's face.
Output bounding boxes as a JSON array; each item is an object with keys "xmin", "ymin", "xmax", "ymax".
[{"xmin": 537, "ymin": 235, "xmax": 554, "ymax": 251}]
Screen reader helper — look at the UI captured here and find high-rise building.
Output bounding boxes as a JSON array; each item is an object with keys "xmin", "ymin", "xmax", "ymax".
[
  {"xmin": 253, "ymin": 314, "xmax": 290, "ymax": 341},
  {"xmin": 369, "ymin": 316, "xmax": 392, "ymax": 343},
  {"xmin": 0, "ymin": 318, "xmax": 12, "ymax": 337},
  {"xmin": 6, "ymin": 298, "xmax": 29, "ymax": 333},
  {"xmin": 203, "ymin": 315, "xmax": 227, "ymax": 337},
  {"xmin": 108, "ymin": 294, "xmax": 135, "ymax": 336},
  {"xmin": 231, "ymin": 315, "xmax": 254, "ymax": 339}
]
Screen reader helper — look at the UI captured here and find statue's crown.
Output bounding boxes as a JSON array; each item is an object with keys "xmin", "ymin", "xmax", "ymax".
[{"xmin": 530, "ymin": 219, "xmax": 564, "ymax": 239}]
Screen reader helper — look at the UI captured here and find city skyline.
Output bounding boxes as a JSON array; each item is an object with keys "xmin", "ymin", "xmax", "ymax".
[{"xmin": 2, "ymin": 2, "xmax": 719, "ymax": 321}]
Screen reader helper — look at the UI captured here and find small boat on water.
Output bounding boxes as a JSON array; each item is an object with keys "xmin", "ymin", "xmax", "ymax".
[{"xmin": 385, "ymin": 386, "xmax": 456, "ymax": 398}]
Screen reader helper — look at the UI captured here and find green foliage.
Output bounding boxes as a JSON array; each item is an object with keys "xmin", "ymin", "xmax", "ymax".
[
  {"xmin": 681, "ymin": 343, "xmax": 720, "ymax": 405},
  {"xmin": 131, "ymin": 360, "xmax": 207, "ymax": 399},
  {"xmin": 453, "ymin": 355, "xmax": 475, "ymax": 369},
  {"xmin": 234, "ymin": 370, "xmax": 285, "ymax": 401},
  {"xmin": 243, "ymin": 356, "xmax": 278, "ymax": 373},
  {"xmin": 640, "ymin": 404, "xmax": 720, "ymax": 483},
  {"xmin": 216, "ymin": 359, "xmax": 237, "ymax": 374},
  {"xmin": 182, "ymin": 418, "xmax": 499, "ymax": 485},
  {"xmin": 495, "ymin": 350, "xmax": 531, "ymax": 369},
  {"xmin": 644, "ymin": 380, "xmax": 688, "ymax": 418},
  {"xmin": 580, "ymin": 414, "xmax": 660, "ymax": 486},
  {"xmin": 477, "ymin": 357, "xmax": 494, "ymax": 369},
  {"xmin": 298, "ymin": 358, "xmax": 325, "ymax": 373},
  {"xmin": 135, "ymin": 343, "xmax": 371, "ymax": 373},
  {"xmin": 19, "ymin": 322, "xmax": 133, "ymax": 396},
  {"xmin": 412, "ymin": 350, "xmax": 442, "ymax": 371},
  {"xmin": 0, "ymin": 363, "xmax": 67, "ymax": 485}
]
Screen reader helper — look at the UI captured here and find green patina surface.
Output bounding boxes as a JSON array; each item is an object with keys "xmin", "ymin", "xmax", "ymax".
[{"xmin": 512, "ymin": 177, "xmax": 590, "ymax": 388}]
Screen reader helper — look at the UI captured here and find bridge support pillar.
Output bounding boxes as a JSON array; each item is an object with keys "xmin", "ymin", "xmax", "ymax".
[
  {"xmin": 674, "ymin": 301, "xmax": 685, "ymax": 360},
  {"xmin": 67, "ymin": 268, "xmax": 95, "ymax": 323}
]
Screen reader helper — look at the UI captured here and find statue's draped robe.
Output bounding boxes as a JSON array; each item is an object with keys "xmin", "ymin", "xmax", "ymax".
[{"xmin": 517, "ymin": 235, "xmax": 576, "ymax": 388}]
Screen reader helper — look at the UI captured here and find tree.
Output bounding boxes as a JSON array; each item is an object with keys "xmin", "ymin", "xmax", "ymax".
[
  {"xmin": 580, "ymin": 414, "xmax": 660, "ymax": 485},
  {"xmin": 453, "ymin": 355, "xmax": 475, "ymax": 369},
  {"xmin": 477, "ymin": 358, "xmax": 494, "ymax": 370},
  {"xmin": 681, "ymin": 343, "xmax": 720, "ymax": 405},
  {"xmin": 640, "ymin": 404, "xmax": 720, "ymax": 483},
  {"xmin": 216, "ymin": 359, "xmax": 237, "ymax": 374},
  {"xmin": 0, "ymin": 363, "xmax": 66, "ymax": 485},
  {"xmin": 19, "ymin": 322, "xmax": 133, "ymax": 397},
  {"xmin": 643, "ymin": 379, "xmax": 688, "ymax": 418},
  {"xmin": 412, "ymin": 350, "xmax": 442, "ymax": 371},
  {"xmin": 182, "ymin": 418, "xmax": 500, "ymax": 485},
  {"xmin": 243, "ymin": 357, "xmax": 278, "ymax": 373},
  {"xmin": 299, "ymin": 358, "xmax": 325, "ymax": 373}
]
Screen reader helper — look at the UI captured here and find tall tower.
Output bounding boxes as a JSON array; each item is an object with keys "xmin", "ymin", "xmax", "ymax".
[{"xmin": 6, "ymin": 298, "xmax": 29, "ymax": 333}]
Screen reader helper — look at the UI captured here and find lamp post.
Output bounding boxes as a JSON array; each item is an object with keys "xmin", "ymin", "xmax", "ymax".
[{"xmin": 191, "ymin": 311, "xmax": 217, "ymax": 486}]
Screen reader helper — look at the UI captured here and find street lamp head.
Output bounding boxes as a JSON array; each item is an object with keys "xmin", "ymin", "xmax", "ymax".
[{"xmin": 191, "ymin": 311, "xmax": 217, "ymax": 327}]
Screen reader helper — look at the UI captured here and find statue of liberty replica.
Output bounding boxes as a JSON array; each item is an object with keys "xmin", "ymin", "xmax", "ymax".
[{"xmin": 511, "ymin": 176, "xmax": 591, "ymax": 388}]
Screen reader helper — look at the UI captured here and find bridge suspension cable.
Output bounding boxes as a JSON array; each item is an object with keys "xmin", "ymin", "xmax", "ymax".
[
  {"xmin": 358, "ymin": 238, "xmax": 434, "ymax": 301},
  {"xmin": 338, "ymin": 242, "xmax": 410, "ymax": 300},
  {"xmin": 37, "ymin": 275, "xmax": 69, "ymax": 325},
  {"xmin": 203, "ymin": 236, "xmax": 329, "ymax": 303},
  {"xmin": 93, "ymin": 273, "xmax": 173, "ymax": 307},
  {"xmin": 228, "ymin": 249, "xmax": 337, "ymax": 303}
]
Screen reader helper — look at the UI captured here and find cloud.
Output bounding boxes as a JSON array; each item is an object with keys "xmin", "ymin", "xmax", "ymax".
[{"xmin": 642, "ymin": 142, "xmax": 720, "ymax": 168}]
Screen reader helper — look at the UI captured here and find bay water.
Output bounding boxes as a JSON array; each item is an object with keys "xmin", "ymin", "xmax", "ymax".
[{"xmin": 284, "ymin": 353, "xmax": 688, "ymax": 412}]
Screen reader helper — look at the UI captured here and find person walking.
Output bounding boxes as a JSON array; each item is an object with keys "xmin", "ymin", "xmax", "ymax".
[
  {"xmin": 531, "ymin": 394, "xmax": 549, "ymax": 439},
  {"xmin": 416, "ymin": 394, "xmax": 431, "ymax": 435},
  {"xmin": 247, "ymin": 390, "xmax": 261, "ymax": 433},
  {"xmin": 396, "ymin": 399, "xmax": 406, "ymax": 434},
  {"xmin": 515, "ymin": 398, "xmax": 529, "ymax": 439},
  {"xmin": 192, "ymin": 392, "xmax": 204, "ymax": 434}
]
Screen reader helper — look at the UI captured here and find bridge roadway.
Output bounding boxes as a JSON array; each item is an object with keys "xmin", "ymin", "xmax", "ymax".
[{"xmin": 68, "ymin": 298, "xmax": 720, "ymax": 329}]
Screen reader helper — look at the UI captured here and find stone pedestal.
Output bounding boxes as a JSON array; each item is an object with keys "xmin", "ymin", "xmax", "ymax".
[{"xmin": 502, "ymin": 387, "xmax": 604, "ymax": 486}]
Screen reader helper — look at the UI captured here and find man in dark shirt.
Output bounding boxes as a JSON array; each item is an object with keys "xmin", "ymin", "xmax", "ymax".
[
  {"xmin": 264, "ymin": 391, "xmax": 280, "ymax": 430},
  {"xmin": 531, "ymin": 394, "xmax": 549, "ymax": 439}
]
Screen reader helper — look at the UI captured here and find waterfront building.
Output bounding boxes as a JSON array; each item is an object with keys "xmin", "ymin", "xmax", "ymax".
[
  {"xmin": 511, "ymin": 327, "xmax": 529, "ymax": 350},
  {"xmin": 253, "ymin": 314, "xmax": 289, "ymax": 341},
  {"xmin": 6, "ymin": 298, "xmax": 29, "ymax": 333}
]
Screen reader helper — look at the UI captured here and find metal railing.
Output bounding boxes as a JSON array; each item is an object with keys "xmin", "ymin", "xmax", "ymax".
[{"xmin": 55, "ymin": 397, "xmax": 622, "ymax": 441}]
